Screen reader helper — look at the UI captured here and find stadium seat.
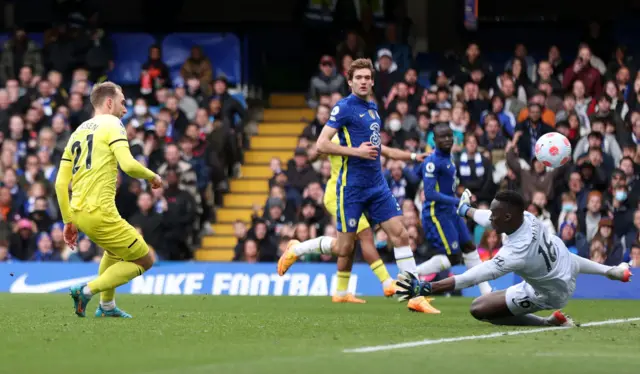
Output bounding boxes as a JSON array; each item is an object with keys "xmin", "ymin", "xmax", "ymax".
[
  {"xmin": 161, "ymin": 33, "xmax": 241, "ymax": 85},
  {"xmin": 108, "ymin": 33, "xmax": 157, "ymax": 85},
  {"xmin": 0, "ymin": 33, "xmax": 43, "ymax": 47}
]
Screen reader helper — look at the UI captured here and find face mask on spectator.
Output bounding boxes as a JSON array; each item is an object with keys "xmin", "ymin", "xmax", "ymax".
[
  {"xmin": 562, "ymin": 203, "xmax": 576, "ymax": 212},
  {"xmin": 615, "ymin": 190, "xmax": 627, "ymax": 201},
  {"xmin": 134, "ymin": 105, "xmax": 147, "ymax": 116},
  {"xmin": 389, "ymin": 119, "xmax": 401, "ymax": 132}
]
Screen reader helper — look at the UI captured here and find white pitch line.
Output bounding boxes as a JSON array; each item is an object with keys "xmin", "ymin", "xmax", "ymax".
[{"xmin": 343, "ymin": 317, "xmax": 640, "ymax": 353}]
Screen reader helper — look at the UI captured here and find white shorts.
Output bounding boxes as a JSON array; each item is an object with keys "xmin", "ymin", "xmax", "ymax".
[{"xmin": 504, "ymin": 281, "xmax": 572, "ymax": 316}]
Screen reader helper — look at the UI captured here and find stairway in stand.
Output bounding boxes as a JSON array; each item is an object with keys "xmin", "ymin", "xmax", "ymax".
[{"xmin": 194, "ymin": 93, "xmax": 314, "ymax": 261}]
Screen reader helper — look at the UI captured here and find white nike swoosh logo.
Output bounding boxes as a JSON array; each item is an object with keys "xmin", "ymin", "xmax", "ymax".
[
  {"xmin": 10, "ymin": 274, "xmax": 96, "ymax": 293},
  {"xmin": 359, "ymin": 114, "xmax": 365, "ymax": 117}
]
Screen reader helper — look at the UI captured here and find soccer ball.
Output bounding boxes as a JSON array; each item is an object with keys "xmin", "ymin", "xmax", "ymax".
[{"xmin": 535, "ymin": 132, "xmax": 572, "ymax": 168}]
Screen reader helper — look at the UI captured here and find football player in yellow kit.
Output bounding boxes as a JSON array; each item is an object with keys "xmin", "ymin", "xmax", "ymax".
[{"xmin": 55, "ymin": 82, "xmax": 162, "ymax": 318}]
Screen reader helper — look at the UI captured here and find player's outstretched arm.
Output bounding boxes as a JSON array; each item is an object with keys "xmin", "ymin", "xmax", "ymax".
[
  {"xmin": 396, "ymin": 259, "xmax": 507, "ymax": 300},
  {"xmin": 54, "ymin": 158, "xmax": 74, "ymax": 225},
  {"xmin": 113, "ymin": 147, "xmax": 158, "ymax": 183},
  {"xmin": 380, "ymin": 145, "xmax": 424, "ymax": 162}
]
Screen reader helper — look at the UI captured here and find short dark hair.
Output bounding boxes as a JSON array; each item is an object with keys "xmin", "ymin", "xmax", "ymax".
[
  {"xmin": 495, "ymin": 190, "xmax": 526, "ymax": 212},
  {"xmin": 433, "ymin": 122, "xmax": 450, "ymax": 132},
  {"xmin": 89, "ymin": 81, "xmax": 122, "ymax": 108}
]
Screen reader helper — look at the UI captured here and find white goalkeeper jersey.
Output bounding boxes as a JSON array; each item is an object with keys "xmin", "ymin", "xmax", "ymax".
[{"xmin": 456, "ymin": 212, "xmax": 577, "ymax": 299}]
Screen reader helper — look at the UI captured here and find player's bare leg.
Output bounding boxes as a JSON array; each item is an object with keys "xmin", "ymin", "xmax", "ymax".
[
  {"xmin": 380, "ymin": 216, "xmax": 440, "ymax": 314},
  {"xmin": 469, "ymin": 290, "xmax": 574, "ymax": 327},
  {"xmin": 571, "ymin": 253, "xmax": 633, "ymax": 281},
  {"xmin": 332, "ymin": 247, "xmax": 366, "ymax": 303},
  {"xmin": 277, "ymin": 236, "xmax": 333, "ymax": 276},
  {"xmin": 358, "ymin": 228, "xmax": 395, "ymax": 297},
  {"xmin": 278, "ymin": 228, "xmax": 393, "ymax": 296},
  {"xmin": 331, "ymin": 231, "xmax": 365, "ymax": 303}
]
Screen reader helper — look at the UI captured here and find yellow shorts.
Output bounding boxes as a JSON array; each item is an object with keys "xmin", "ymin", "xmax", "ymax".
[
  {"xmin": 324, "ymin": 185, "xmax": 370, "ymax": 234},
  {"xmin": 72, "ymin": 206, "xmax": 149, "ymax": 261}
]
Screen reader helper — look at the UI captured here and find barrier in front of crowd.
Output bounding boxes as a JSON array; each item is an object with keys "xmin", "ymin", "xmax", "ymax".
[{"xmin": 0, "ymin": 263, "xmax": 636, "ymax": 299}]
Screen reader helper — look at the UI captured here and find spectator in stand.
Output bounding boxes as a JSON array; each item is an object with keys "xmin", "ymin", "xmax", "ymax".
[
  {"xmin": 563, "ymin": 45, "xmax": 602, "ymax": 98},
  {"xmin": 248, "ymin": 219, "xmax": 277, "ymax": 262},
  {"xmin": 373, "ymin": 49, "xmax": 401, "ymax": 105},
  {"xmin": 129, "ymin": 192, "xmax": 164, "ymax": 256},
  {"xmin": 307, "ymin": 55, "xmax": 346, "ymax": 109},
  {"xmin": 0, "ymin": 27, "xmax": 44, "ymax": 84},
  {"xmin": 302, "ymin": 104, "xmax": 330, "ymax": 142},
  {"xmin": 161, "ymin": 167, "xmax": 197, "ymax": 260},
  {"xmin": 456, "ymin": 133, "xmax": 494, "ymax": 203},
  {"xmin": 511, "ymin": 103, "xmax": 554, "ymax": 162},
  {"xmin": 285, "ymin": 147, "xmax": 320, "ymax": 194},
  {"xmin": 180, "ymin": 46, "xmax": 213, "ymax": 96},
  {"xmin": 499, "ymin": 75, "xmax": 527, "ymax": 117},
  {"xmin": 140, "ymin": 44, "xmax": 170, "ymax": 104},
  {"xmin": 505, "ymin": 43, "xmax": 537, "ymax": 83},
  {"xmin": 212, "ymin": 77, "xmax": 247, "ymax": 136},
  {"xmin": 336, "ymin": 31, "xmax": 365, "ymax": 65},
  {"xmin": 477, "ymin": 229, "xmax": 501, "ymax": 261}
]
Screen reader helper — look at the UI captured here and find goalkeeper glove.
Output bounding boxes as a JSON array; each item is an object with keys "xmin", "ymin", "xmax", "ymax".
[
  {"xmin": 395, "ymin": 271, "xmax": 433, "ymax": 301},
  {"xmin": 457, "ymin": 188, "xmax": 472, "ymax": 217}
]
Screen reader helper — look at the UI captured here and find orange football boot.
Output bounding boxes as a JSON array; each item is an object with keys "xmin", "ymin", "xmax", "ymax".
[
  {"xmin": 407, "ymin": 296, "xmax": 440, "ymax": 314},
  {"xmin": 277, "ymin": 239, "xmax": 300, "ymax": 276},
  {"xmin": 383, "ymin": 280, "xmax": 397, "ymax": 297},
  {"xmin": 332, "ymin": 294, "xmax": 367, "ymax": 303}
]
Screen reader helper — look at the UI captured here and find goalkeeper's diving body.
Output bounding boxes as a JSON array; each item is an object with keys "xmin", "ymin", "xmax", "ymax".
[
  {"xmin": 396, "ymin": 189, "xmax": 633, "ymax": 326},
  {"xmin": 55, "ymin": 82, "xmax": 162, "ymax": 318}
]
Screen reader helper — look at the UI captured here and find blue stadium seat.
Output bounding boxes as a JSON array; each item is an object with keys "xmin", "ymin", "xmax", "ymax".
[
  {"xmin": 108, "ymin": 33, "xmax": 157, "ymax": 85},
  {"xmin": 161, "ymin": 33, "xmax": 241, "ymax": 85},
  {"xmin": 0, "ymin": 33, "xmax": 42, "ymax": 47}
]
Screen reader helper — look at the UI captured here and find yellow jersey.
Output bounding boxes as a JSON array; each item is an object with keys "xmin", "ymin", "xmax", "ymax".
[
  {"xmin": 61, "ymin": 114, "xmax": 129, "ymax": 212},
  {"xmin": 325, "ymin": 134, "xmax": 342, "ymax": 196}
]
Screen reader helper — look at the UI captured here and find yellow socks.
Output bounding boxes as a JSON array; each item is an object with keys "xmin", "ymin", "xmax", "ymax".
[
  {"xmin": 370, "ymin": 259, "xmax": 392, "ymax": 286},
  {"xmin": 88, "ymin": 261, "xmax": 145, "ymax": 295},
  {"xmin": 97, "ymin": 251, "xmax": 120, "ymax": 303},
  {"xmin": 336, "ymin": 271, "xmax": 351, "ymax": 296}
]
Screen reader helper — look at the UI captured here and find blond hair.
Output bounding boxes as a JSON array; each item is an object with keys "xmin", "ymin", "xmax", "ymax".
[{"xmin": 89, "ymin": 81, "xmax": 122, "ymax": 108}]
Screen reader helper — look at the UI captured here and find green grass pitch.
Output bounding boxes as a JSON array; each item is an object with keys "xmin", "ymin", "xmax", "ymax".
[{"xmin": 1, "ymin": 294, "xmax": 639, "ymax": 374}]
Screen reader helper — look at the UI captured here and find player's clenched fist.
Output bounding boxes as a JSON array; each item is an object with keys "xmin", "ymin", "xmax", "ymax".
[
  {"xmin": 149, "ymin": 174, "xmax": 163, "ymax": 189},
  {"xmin": 355, "ymin": 142, "xmax": 379, "ymax": 160}
]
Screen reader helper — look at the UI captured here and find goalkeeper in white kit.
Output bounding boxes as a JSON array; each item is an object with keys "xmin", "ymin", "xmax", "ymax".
[{"xmin": 395, "ymin": 189, "xmax": 632, "ymax": 327}]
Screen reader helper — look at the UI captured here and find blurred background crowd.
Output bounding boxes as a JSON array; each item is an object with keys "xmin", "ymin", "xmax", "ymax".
[{"xmin": 0, "ymin": 0, "xmax": 639, "ymax": 272}]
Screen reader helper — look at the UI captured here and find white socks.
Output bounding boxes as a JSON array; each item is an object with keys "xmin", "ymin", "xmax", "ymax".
[
  {"xmin": 100, "ymin": 300, "xmax": 116, "ymax": 311},
  {"xmin": 571, "ymin": 253, "xmax": 611, "ymax": 275},
  {"xmin": 82, "ymin": 286, "xmax": 93, "ymax": 297},
  {"xmin": 417, "ymin": 254, "xmax": 451, "ymax": 275},
  {"xmin": 293, "ymin": 236, "xmax": 334, "ymax": 256},
  {"xmin": 463, "ymin": 251, "xmax": 493, "ymax": 295},
  {"xmin": 394, "ymin": 246, "xmax": 417, "ymax": 275}
]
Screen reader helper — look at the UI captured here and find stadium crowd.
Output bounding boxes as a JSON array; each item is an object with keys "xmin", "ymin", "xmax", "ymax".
[
  {"xmin": 0, "ymin": 21, "xmax": 246, "ymax": 262},
  {"xmin": 234, "ymin": 22, "xmax": 640, "ymax": 271}
]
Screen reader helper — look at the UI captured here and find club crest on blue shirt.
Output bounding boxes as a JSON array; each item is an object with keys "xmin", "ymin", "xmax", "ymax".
[
  {"xmin": 368, "ymin": 109, "xmax": 377, "ymax": 119},
  {"xmin": 369, "ymin": 123, "xmax": 381, "ymax": 146}
]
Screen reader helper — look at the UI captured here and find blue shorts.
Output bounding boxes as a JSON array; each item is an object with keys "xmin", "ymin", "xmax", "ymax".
[
  {"xmin": 422, "ymin": 214, "xmax": 473, "ymax": 255},
  {"xmin": 336, "ymin": 184, "xmax": 401, "ymax": 233}
]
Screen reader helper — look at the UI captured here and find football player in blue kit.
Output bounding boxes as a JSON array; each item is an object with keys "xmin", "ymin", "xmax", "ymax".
[
  {"xmin": 280, "ymin": 58, "xmax": 437, "ymax": 313},
  {"xmin": 413, "ymin": 123, "xmax": 493, "ymax": 311}
]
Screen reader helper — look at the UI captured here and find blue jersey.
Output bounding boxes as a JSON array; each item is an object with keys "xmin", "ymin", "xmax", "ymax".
[
  {"xmin": 326, "ymin": 94, "xmax": 383, "ymax": 188},
  {"xmin": 415, "ymin": 149, "xmax": 460, "ymax": 217}
]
